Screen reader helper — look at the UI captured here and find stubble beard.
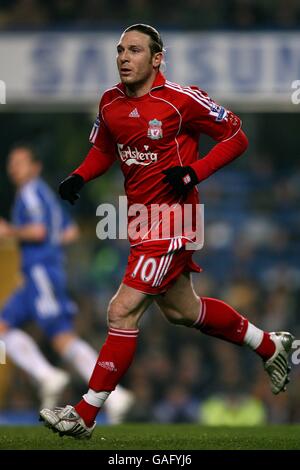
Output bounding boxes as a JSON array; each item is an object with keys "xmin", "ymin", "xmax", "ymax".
[{"xmin": 123, "ymin": 68, "xmax": 154, "ymax": 95}]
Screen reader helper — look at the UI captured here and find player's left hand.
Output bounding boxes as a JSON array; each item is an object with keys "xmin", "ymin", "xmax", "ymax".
[{"xmin": 162, "ymin": 166, "xmax": 198, "ymax": 198}]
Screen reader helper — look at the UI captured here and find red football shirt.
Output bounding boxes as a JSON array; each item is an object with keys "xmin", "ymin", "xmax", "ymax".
[{"xmin": 81, "ymin": 71, "xmax": 245, "ymax": 245}]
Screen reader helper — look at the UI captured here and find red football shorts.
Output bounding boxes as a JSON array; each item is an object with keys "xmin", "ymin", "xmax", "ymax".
[{"xmin": 122, "ymin": 237, "xmax": 202, "ymax": 295}]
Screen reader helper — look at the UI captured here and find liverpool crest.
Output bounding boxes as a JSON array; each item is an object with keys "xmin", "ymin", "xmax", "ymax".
[{"xmin": 147, "ymin": 118, "xmax": 163, "ymax": 140}]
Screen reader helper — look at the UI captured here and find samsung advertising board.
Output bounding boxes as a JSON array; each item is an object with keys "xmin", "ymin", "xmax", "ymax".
[{"xmin": 0, "ymin": 32, "xmax": 300, "ymax": 108}]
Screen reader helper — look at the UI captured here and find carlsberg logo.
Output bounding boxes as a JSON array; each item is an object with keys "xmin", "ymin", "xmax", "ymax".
[{"xmin": 117, "ymin": 143, "xmax": 158, "ymax": 166}]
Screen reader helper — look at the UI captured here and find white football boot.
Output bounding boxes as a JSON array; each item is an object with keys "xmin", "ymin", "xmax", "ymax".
[
  {"xmin": 264, "ymin": 331, "xmax": 294, "ymax": 394},
  {"xmin": 39, "ymin": 405, "xmax": 96, "ymax": 439}
]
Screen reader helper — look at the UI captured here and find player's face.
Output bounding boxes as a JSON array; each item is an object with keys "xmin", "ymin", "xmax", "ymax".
[
  {"xmin": 116, "ymin": 31, "xmax": 162, "ymax": 90},
  {"xmin": 7, "ymin": 149, "xmax": 41, "ymax": 187}
]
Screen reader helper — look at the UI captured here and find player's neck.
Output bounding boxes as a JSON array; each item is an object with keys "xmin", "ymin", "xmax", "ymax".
[{"xmin": 125, "ymin": 72, "xmax": 158, "ymax": 98}]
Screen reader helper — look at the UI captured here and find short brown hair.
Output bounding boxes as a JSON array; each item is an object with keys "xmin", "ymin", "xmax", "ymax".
[{"xmin": 123, "ymin": 24, "xmax": 164, "ymax": 56}]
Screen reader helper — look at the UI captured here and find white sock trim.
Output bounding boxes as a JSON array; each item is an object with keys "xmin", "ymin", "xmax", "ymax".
[
  {"xmin": 243, "ymin": 322, "xmax": 264, "ymax": 350},
  {"xmin": 83, "ymin": 389, "xmax": 111, "ymax": 408}
]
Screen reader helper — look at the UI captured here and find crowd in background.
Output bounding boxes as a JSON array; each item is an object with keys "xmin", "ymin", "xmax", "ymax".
[
  {"xmin": 1, "ymin": 110, "xmax": 300, "ymax": 425},
  {"xmin": 0, "ymin": 0, "xmax": 300, "ymax": 30}
]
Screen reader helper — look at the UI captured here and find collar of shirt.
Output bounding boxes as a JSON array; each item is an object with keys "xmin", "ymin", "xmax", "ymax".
[{"xmin": 115, "ymin": 71, "xmax": 166, "ymax": 96}]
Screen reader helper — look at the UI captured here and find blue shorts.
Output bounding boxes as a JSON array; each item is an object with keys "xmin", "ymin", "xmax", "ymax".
[{"xmin": 1, "ymin": 263, "xmax": 77, "ymax": 339}]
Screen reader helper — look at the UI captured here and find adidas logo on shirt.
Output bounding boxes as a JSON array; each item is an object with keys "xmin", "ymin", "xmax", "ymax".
[{"xmin": 129, "ymin": 108, "xmax": 140, "ymax": 118}]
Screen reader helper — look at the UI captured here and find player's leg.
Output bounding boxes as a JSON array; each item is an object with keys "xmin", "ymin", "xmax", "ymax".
[
  {"xmin": 0, "ymin": 288, "xmax": 69, "ymax": 409},
  {"xmin": 52, "ymin": 331, "xmax": 96, "ymax": 382},
  {"xmin": 51, "ymin": 330, "xmax": 135, "ymax": 423},
  {"xmin": 155, "ymin": 271, "xmax": 200, "ymax": 326},
  {"xmin": 73, "ymin": 284, "xmax": 151, "ymax": 423},
  {"xmin": 0, "ymin": 319, "xmax": 62, "ymax": 385},
  {"xmin": 32, "ymin": 263, "xmax": 97, "ymax": 384},
  {"xmin": 32, "ymin": 258, "xmax": 134, "ymax": 424},
  {"xmin": 157, "ymin": 272, "xmax": 256, "ymax": 346},
  {"xmin": 156, "ymin": 272, "xmax": 294, "ymax": 394},
  {"xmin": 40, "ymin": 283, "xmax": 152, "ymax": 437}
]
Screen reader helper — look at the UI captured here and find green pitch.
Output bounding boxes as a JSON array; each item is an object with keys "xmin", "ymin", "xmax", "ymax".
[{"xmin": 0, "ymin": 424, "xmax": 300, "ymax": 450}]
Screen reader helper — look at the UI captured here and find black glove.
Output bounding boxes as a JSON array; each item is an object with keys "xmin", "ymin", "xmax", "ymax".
[
  {"xmin": 58, "ymin": 174, "xmax": 85, "ymax": 205},
  {"xmin": 162, "ymin": 166, "xmax": 198, "ymax": 198}
]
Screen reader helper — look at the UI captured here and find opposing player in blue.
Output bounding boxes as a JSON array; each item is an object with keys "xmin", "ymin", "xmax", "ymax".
[{"xmin": 0, "ymin": 144, "xmax": 133, "ymax": 421}]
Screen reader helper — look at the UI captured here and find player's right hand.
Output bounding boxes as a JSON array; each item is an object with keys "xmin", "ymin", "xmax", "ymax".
[{"xmin": 58, "ymin": 174, "xmax": 85, "ymax": 205}]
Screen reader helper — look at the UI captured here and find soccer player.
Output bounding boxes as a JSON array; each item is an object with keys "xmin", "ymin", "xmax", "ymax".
[
  {"xmin": 0, "ymin": 144, "xmax": 134, "ymax": 422},
  {"xmin": 39, "ymin": 24, "xmax": 294, "ymax": 439}
]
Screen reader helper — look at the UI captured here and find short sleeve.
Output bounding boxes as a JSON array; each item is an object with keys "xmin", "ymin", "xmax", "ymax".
[{"xmin": 184, "ymin": 87, "xmax": 241, "ymax": 142}]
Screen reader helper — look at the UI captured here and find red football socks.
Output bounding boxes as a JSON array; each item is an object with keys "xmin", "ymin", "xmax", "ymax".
[
  {"xmin": 75, "ymin": 399, "xmax": 99, "ymax": 428},
  {"xmin": 75, "ymin": 327, "xmax": 138, "ymax": 427},
  {"xmin": 194, "ymin": 297, "xmax": 248, "ymax": 345},
  {"xmin": 249, "ymin": 331, "xmax": 276, "ymax": 360},
  {"xmin": 193, "ymin": 297, "xmax": 276, "ymax": 359}
]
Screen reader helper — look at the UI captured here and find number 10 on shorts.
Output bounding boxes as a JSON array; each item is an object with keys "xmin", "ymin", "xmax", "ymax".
[{"xmin": 132, "ymin": 255, "xmax": 157, "ymax": 283}]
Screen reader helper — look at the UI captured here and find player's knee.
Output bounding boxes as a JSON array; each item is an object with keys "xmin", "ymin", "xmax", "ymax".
[{"xmin": 107, "ymin": 298, "xmax": 133, "ymax": 328}]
